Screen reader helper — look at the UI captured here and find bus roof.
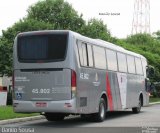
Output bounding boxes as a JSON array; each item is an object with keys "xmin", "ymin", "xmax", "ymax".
[
  {"xmin": 17, "ymin": 30, "xmax": 146, "ymax": 60},
  {"xmin": 70, "ymin": 30, "xmax": 146, "ymax": 60}
]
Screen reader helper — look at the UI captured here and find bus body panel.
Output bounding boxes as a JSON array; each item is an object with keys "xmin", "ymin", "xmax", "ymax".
[
  {"xmin": 13, "ymin": 31, "xmax": 78, "ymax": 113},
  {"xmin": 13, "ymin": 99, "xmax": 77, "ymax": 113},
  {"xmin": 14, "ymin": 69, "xmax": 71, "ymax": 101}
]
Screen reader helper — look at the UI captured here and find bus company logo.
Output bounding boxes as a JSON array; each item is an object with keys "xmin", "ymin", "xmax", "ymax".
[
  {"xmin": 95, "ymin": 73, "xmax": 98, "ymax": 82},
  {"xmin": 80, "ymin": 73, "xmax": 89, "ymax": 80}
]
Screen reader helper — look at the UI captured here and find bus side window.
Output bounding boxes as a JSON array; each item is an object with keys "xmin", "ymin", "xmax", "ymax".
[
  {"xmin": 117, "ymin": 52, "xmax": 127, "ymax": 73},
  {"xmin": 135, "ymin": 58, "xmax": 143, "ymax": 75},
  {"xmin": 106, "ymin": 49, "xmax": 117, "ymax": 71},
  {"xmin": 87, "ymin": 45, "xmax": 93, "ymax": 67},
  {"xmin": 77, "ymin": 41, "xmax": 87, "ymax": 67},
  {"xmin": 93, "ymin": 46, "xmax": 106, "ymax": 69},
  {"xmin": 81, "ymin": 43, "xmax": 87, "ymax": 66},
  {"xmin": 77, "ymin": 41, "xmax": 84, "ymax": 66},
  {"xmin": 127, "ymin": 55, "xmax": 136, "ymax": 74}
]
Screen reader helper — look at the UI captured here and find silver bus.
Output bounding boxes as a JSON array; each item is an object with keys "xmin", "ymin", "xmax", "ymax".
[{"xmin": 13, "ymin": 30, "xmax": 150, "ymax": 122}]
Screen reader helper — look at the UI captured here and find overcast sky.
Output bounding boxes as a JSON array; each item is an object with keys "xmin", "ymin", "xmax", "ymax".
[{"xmin": 0, "ymin": 0, "xmax": 160, "ymax": 38}]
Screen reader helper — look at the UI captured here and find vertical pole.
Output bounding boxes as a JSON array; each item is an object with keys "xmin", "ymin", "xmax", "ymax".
[{"xmin": 132, "ymin": 0, "xmax": 150, "ymax": 35}]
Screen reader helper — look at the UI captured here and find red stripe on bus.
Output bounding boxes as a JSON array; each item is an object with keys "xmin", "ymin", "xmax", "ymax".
[{"xmin": 106, "ymin": 72, "xmax": 113, "ymax": 111}]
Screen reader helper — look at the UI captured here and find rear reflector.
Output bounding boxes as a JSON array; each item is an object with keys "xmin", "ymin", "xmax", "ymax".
[{"xmin": 64, "ymin": 103, "xmax": 72, "ymax": 108}]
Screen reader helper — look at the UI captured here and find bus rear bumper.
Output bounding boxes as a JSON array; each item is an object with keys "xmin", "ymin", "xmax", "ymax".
[{"xmin": 13, "ymin": 99, "xmax": 77, "ymax": 114}]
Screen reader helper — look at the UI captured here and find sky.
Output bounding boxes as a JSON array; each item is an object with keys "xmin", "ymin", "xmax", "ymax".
[{"xmin": 0, "ymin": 0, "xmax": 160, "ymax": 38}]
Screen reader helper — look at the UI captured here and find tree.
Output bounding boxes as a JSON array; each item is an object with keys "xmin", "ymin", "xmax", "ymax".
[
  {"xmin": 80, "ymin": 18, "xmax": 111, "ymax": 41},
  {"xmin": 125, "ymin": 33, "xmax": 154, "ymax": 45},
  {"xmin": 124, "ymin": 33, "xmax": 160, "ymax": 57},
  {"xmin": 2, "ymin": 19, "xmax": 54, "ymax": 44},
  {"xmin": 0, "ymin": 19, "xmax": 54, "ymax": 76},
  {"xmin": 27, "ymin": 0, "xmax": 85, "ymax": 32},
  {"xmin": 153, "ymin": 31, "xmax": 160, "ymax": 40}
]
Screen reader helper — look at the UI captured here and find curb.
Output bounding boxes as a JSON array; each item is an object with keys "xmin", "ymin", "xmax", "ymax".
[
  {"xmin": 0, "ymin": 115, "xmax": 45, "ymax": 125},
  {"xmin": 149, "ymin": 101, "xmax": 160, "ymax": 105}
]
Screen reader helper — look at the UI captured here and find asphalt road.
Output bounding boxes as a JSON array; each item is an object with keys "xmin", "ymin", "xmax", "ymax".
[{"xmin": 1, "ymin": 104, "xmax": 160, "ymax": 133}]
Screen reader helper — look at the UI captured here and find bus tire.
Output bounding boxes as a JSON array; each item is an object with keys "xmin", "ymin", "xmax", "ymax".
[
  {"xmin": 45, "ymin": 113, "xmax": 65, "ymax": 121},
  {"xmin": 132, "ymin": 97, "xmax": 142, "ymax": 114},
  {"xmin": 93, "ymin": 98, "xmax": 106, "ymax": 122}
]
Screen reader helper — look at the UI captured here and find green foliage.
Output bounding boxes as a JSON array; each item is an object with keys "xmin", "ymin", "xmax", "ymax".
[
  {"xmin": 126, "ymin": 33, "xmax": 154, "ymax": 45},
  {"xmin": 0, "ymin": 42, "xmax": 12, "ymax": 76},
  {"xmin": 149, "ymin": 97, "xmax": 160, "ymax": 102},
  {"xmin": 0, "ymin": 19, "xmax": 54, "ymax": 76},
  {"xmin": 27, "ymin": 0, "xmax": 85, "ymax": 31},
  {"xmin": 80, "ymin": 18, "xmax": 111, "ymax": 41},
  {"xmin": 153, "ymin": 31, "xmax": 160, "ymax": 40},
  {"xmin": 2, "ymin": 19, "xmax": 54, "ymax": 44}
]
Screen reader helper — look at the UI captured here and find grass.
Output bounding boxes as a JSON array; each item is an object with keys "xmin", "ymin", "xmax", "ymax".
[
  {"xmin": 149, "ymin": 97, "xmax": 160, "ymax": 103},
  {"xmin": 0, "ymin": 106, "xmax": 39, "ymax": 120}
]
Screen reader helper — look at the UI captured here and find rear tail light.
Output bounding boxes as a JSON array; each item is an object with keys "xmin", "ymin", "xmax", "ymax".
[
  {"xmin": 71, "ymin": 70, "xmax": 76, "ymax": 98},
  {"xmin": 0, "ymin": 86, "xmax": 7, "ymax": 92}
]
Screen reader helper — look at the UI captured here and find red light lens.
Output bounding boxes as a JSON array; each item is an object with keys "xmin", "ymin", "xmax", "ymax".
[{"xmin": 71, "ymin": 70, "xmax": 76, "ymax": 87}]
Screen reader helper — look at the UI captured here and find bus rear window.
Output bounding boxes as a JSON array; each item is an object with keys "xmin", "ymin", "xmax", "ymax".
[{"xmin": 17, "ymin": 33, "xmax": 68, "ymax": 63}]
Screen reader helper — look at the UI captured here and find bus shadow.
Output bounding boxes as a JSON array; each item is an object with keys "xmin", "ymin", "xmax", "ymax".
[
  {"xmin": 106, "ymin": 110, "xmax": 146, "ymax": 120},
  {"xmin": 25, "ymin": 110, "xmax": 145, "ymax": 127},
  {"xmin": 106, "ymin": 111, "xmax": 134, "ymax": 120},
  {"xmin": 25, "ymin": 115, "xmax": 89, "ymax": 127}
]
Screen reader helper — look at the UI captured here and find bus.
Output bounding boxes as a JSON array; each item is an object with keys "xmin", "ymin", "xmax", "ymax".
[{"xmin": 13, "ymin": 30, "xmax": 151, "ymax": 122}]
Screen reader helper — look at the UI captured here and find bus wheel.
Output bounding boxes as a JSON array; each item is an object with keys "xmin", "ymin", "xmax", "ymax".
[
  {"xmin": 93, "ymin": 98, "xmax": 106, "ymax": 122},
  {"xmin": 45, "ymin": 113, "xmax": 65, "ymax": 121},
  {"xmin": 132, "ymin": 97, "xmax": 142, "ymax": 114}
]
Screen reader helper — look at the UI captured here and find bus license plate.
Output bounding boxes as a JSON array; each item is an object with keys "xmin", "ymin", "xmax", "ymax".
[{"xmin": 35, "ymin": 102, "xmax": 47, "ymax": 107}]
